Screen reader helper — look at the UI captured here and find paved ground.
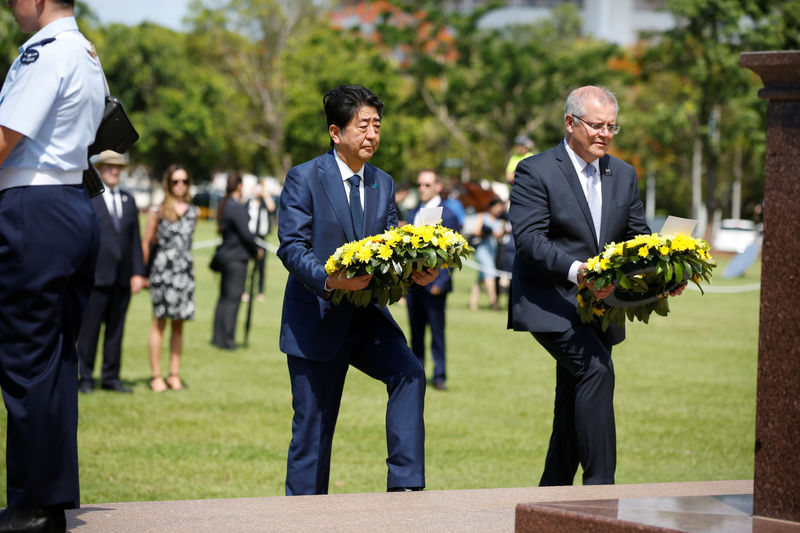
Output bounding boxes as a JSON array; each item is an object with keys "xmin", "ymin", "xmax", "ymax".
[{"xmin": 66, "ymin": 480, "xmax": 752, "ymax": 532}]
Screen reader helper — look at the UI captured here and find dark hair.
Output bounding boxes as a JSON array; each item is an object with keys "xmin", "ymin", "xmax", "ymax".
[
  {"xmin": 323, "ymin": 85, "xmax": 383, "ymax": 147},
  {"xmin": 217, "ymin": 171, "xmax": 243, "ymax": 228},
  {"xmin": 56, "ymin": 0, "xmax": 75, "ymax": 6}
]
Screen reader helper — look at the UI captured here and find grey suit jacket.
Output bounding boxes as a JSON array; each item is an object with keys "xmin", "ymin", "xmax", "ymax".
[{"xmin": 507, "ymin": 141, "xmax": 650, "ymax": 345}]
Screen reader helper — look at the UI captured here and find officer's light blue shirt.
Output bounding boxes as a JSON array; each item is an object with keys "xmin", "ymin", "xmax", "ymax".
[{"xmin": 0, "ymin": 17, "xmax": 105, "ymax": 173}]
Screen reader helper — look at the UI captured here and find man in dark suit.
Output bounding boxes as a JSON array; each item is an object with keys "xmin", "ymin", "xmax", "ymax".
[
  {"xmin": 277, "ymin": 85, "xmax": 437, "ymax": 495},
  {"xmin": 77, "ymin": 150, "xmax": 146, "ymax": 394},
  {"xmin": 405, "ymin": 169, "xmax": 461, "ymax": 391},
  {"xmin": 508, "ymin": 86, "xmax": 684, "ymax": 486}
]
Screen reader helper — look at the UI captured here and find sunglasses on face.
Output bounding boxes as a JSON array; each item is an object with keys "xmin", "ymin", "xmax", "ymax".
[{"xmin": 171, "ymin": 179, "xmax": 189, "ymax": 186}]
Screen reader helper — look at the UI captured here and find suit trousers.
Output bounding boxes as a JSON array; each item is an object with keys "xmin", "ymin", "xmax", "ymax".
[
  {"xmin": 77, "ymin": 284, "xmax": 132, "ymax": 387},
  {"xmin": 0, "ymin": 185, "xmax": 99, "ymax": 508},
  {"xmin": 533, "ymin": 321, "xmax": 616, "ymax": 486},
  {"xmin": 406, "ymin": 289, "xmax": 447, "ymax": 383},
  {"xmin": 212, "ymin": 259, "xmax": 248, "ymax": 350},
  {"xmin": 285, "ymin": 307, "xmax": 426, "ymax": 495}
]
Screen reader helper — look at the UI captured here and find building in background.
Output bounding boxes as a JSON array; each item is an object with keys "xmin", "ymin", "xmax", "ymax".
[{"xmin": 336, "ymin": 0, "xmax": 675, "ymax": 47}]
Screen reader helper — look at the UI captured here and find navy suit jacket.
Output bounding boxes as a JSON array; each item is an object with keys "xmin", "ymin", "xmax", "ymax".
[
  {"xmin": 277, "ymin": 150, "xmax": 404, "ymax": 361},
  {"xmin": 91, "ymin": 190, "xmax": 144, "ymax": 287},
  {"xmin": 406, "ymin": 202, "xmax": 461, "ymax": 294},
  {"xmin": 507, "ymin": 142, "xmax": 650, "ymax": 345}
]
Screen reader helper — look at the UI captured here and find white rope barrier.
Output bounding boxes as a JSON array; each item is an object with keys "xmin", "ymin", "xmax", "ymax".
[{"xmin": 194, "ymin": 238, "xmax": 759, "ymax": 293}]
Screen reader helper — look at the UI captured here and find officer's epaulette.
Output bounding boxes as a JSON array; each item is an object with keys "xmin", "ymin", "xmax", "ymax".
[{"xmin": 28, "ymin": 37, "xmax": 56, "ymax": 49}]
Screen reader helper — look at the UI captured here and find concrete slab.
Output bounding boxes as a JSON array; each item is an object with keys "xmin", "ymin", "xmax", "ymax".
[{"xmin": 65, "ymin": 480, "xmax": 752, "ymax": 532}]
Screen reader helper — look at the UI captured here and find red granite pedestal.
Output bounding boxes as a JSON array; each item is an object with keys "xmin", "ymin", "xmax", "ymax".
[{"xmin": 516, "ymin": 50, "xmax": 800, "ymax": 533}]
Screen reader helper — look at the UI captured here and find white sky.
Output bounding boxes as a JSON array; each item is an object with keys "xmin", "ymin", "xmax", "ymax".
[{"xmin": 80, "ymin": 0, "xmax": 193, "ymax": 31}]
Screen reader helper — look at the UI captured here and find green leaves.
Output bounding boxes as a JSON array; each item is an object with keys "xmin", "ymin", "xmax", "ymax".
[{"xmin": 577, "ymin": 233, "xmax": 715, "ymax": 331}]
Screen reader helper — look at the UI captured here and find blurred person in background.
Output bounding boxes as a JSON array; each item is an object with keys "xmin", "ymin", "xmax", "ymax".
[
  {"xmin": 211, "ymin": 172, "xmax": 262, "ymax": 350},
  {"xmin": 77, "ymin": 150, "xmax": 145, "ymax": 395},
  {"xmin": 245, "ymin": 178, "xmax": 276, "ymax": 302},
  {"xmin": 469, "ymin": 197, "xmax": 506, "ymax": 311},
  {"xmin": 142, "ymin": 164, "xmax": 198, "ymax": 392},
  {"xmin": 505, "ymin": 135, "xmax": 536, "ymax": 183},
  {"xmin": 405, "ymin": 170, "xmax": 461, "ymax": 390}
]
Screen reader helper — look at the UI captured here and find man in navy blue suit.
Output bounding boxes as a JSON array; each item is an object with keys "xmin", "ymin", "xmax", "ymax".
[
  {"xmin": 405, "ymin": 169, "xmax": 461, "ymax": 391},
  {"xmin": 277, "ymin": 85, "xmax": 438, "ymax": 495},
  {"xmin": 77, "ymin": 150, "xmax": 146, "ymax": 394},
  {"xmin": 508, "ymin": 86, "xmax": 684, "ymax": 487}
]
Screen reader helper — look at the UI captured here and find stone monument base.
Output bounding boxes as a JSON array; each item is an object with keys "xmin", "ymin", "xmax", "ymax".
[{"xmin": 516, "ymin": 493, "xmax": 800, "ymax": 532}]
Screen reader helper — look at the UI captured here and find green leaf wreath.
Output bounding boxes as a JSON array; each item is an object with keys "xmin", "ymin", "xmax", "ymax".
[{"xmin": 577, "ymin": 233, "xmax": 715, "ymax": 331}]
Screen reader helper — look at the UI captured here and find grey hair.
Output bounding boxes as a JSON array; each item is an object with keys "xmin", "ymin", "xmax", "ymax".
[{"xmin": 564, "ymin": 86, "xmax": 618, "ymax": 120}]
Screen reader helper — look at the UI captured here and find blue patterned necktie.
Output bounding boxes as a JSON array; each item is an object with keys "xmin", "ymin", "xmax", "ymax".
[{"xmin": 347, "ymin": 175, "xmax": 364, "ymax": 239}]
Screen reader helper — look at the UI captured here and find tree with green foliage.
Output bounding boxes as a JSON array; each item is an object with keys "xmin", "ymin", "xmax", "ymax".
[
  {"xmin": 186, "ymin": 0, "xmax": 324, "ymax": 178},
  {"xmin": 282, "ymin": 24, "xmax": 419, "ymax": 181},
  {"xmin": 632, "ymin": 0, "xmax": 797, "ymax": 222},
  {"xmin": 84, "ymin": 22, "xmax": 254, "ymax": 181},
  {"xmin": 374, "ymin": 1, "xmax": 630, "ymax": 181}
]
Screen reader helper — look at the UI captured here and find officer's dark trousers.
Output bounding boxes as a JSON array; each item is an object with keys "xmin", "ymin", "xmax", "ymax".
[
  {"xmin": 0, "ymin": 185, "xmax": 99, "ymax": 509},
  {"xmin": 211, "ymin": 259, "xmax": 248, "ymax": 350},
  {"xmin": 533, "ymin": 321, "xmax": 616, "ymax": 486}
]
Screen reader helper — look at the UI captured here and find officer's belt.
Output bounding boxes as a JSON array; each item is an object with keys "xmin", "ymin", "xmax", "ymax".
[{"xmin": 0, "ymin": 168, "xmax": 83, "ymax": 191}]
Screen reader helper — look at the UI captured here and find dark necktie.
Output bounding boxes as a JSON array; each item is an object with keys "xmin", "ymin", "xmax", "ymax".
[
  {"xmin": 347, "ymin": 175, "xmax": 364, "ymax": 239},
  {"xmin": 110, "ymin": 189, "xmax": 121, "ymax": 232}
]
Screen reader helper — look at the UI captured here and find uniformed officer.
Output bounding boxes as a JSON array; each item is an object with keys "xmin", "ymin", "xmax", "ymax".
[{"xmin": 0, "ymin": 1, "xmax": 105, "ymax": 531}]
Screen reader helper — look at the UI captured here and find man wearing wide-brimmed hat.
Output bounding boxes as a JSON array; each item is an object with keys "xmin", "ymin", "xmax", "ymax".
[{"xmin": 77, "ymin": 150, "xmax": 146, "ymax": 395}]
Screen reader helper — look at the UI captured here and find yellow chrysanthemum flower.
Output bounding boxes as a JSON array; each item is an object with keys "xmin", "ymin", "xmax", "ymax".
[
  {"xmin": 638, "ymin": 246, "xmax": 650, "ymax": 257},
  {"xmin": 378, "ymin": 244, "xmax": 393, "ymax": 260},
  {"xmin": 356, "ymin": 246, "xmax": 374, "ymax": 262},
  {"xmin": 325, "ymin": 256, "xmax": 338, "ymax": 275}
]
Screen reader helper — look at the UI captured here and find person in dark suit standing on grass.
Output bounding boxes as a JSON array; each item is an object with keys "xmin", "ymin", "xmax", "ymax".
[
  {"xmin": 277, "ymin": 85, "xmax": 438, "ymax": 495},
  {"xmin": 405, "ymin": 169, "xmax": 461, "ymax": 391},
  {"xmin": 508, "ymin": 85, "xmax": 685, "ymax": 486},
  {"xmin": 77, "ymin": 150, "xmax": 146, "ymax": 394},
  {"xmin": 211, "ymin": 172, "xmax": 263, "ymax": 350}
]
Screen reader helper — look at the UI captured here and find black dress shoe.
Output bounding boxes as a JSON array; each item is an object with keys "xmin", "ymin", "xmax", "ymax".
[
  {"xmin": 387, "ymin": 487, "xmax": 424, "ymax": 492},
  {"xmin": 78, "ymin": 382, "xmax": 93, "ymax": 395},
  {"xmin": 101, "ymin": 382, "xmax": 132, "ymax": 393},
  {"xmin": 0, "ymin": 507, "xmax": 55, "ymax": 533},
  {"xmin": 432, "ymin": 379, "xmax": 447, "ymax": 391}
]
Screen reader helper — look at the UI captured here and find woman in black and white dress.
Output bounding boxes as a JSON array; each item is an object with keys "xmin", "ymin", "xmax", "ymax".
[{"xmin": 142, "ymin": 164, "xmax": 197, "ymax": 391}]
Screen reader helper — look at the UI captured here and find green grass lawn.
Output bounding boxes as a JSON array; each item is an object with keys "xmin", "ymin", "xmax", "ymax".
[{"xmin": 0, "ymin": 218, "xmax": 759, "ymax": 504}]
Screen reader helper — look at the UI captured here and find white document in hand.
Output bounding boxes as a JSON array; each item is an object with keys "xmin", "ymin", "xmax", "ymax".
[
  {"xmin": 415, "ymin": 206, "xmax": 443, "ymax": 226},
  {"xmin": 658, "ymin": 216, "xmax": 697, "ymax": 237}
]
